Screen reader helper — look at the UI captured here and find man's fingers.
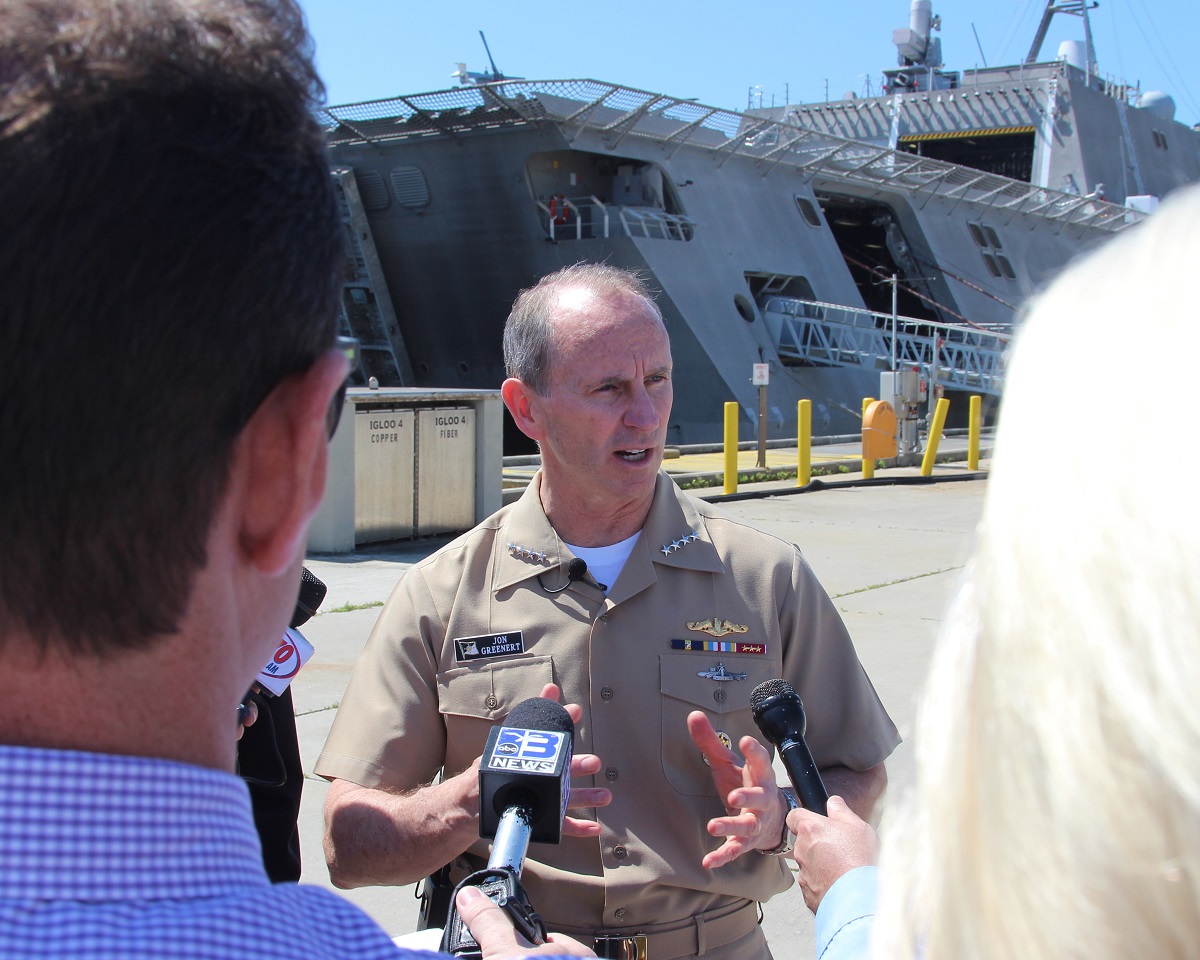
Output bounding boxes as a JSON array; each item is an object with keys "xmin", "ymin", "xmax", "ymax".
[
  {"xmin": 566, "ymin": 787, "xmax": 612, "ymax": 810},
  {"xmin": 562, "ymin": 817, "xmax": 603, "ymax": 838},
  {"xmin": 687, "ymin": 710, "xmax": 739, "ymax": 764},
  {"xmin": 538, "ymin": 682, "xmax": 583, "ymax": 725},
  {"xmin": 456, "ymin": 886, "xmax": 519, "ymax": 959},
  {"xmin": 571, "ymin": 753, "xmax": 602, "ymax": 777}
]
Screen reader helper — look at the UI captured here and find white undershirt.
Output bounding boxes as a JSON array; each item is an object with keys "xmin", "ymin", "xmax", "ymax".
[{"xmin": 563, "ymin": 532, "xmax": 641, "ymax": 593}]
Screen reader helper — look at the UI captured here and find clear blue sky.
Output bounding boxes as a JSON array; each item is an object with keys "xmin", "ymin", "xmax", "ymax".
[{"xmin": 298, "ymin": 0, "xmax": 1199, "ymax": 126}]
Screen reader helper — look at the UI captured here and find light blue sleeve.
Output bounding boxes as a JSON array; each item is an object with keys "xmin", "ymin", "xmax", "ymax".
[{"xmin": 814, "ymin": 865, "xmax": 879, "ymax": 960}]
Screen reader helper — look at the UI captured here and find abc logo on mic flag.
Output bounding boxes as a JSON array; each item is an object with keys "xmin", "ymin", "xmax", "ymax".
[{"xmin": 488, "ymin": 728, "xmax": 569, "ymax": 774}]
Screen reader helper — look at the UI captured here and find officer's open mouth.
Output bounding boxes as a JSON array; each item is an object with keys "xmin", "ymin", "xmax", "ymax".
[{"xmin": 617, "ymin": 449, "xmax": 649, "ymax": 462}]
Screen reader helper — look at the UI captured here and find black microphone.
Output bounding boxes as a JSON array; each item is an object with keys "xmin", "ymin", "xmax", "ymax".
[
  {"xmin": 750, "ymin": 678, "xmax": 828, "ymax": 816},
  {"xmin": 479, "ymin": 696, "xmax": 574, "ymax": 864},
  {"xmin": 540, "ymin": 557, "xmax": 589, "ymax": 594},
  {"xmin": 290, "ymin": 566, "xmax": 327, "ymax": 628},
  {"xmin": 441, "ymin": 697, "xmax": 573, "ymax": 956}
]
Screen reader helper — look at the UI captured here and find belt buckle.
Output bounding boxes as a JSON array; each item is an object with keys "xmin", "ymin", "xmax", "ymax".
[{"xmin": 594, "ymin": 934, "xmax": 648, "ymax": 960}]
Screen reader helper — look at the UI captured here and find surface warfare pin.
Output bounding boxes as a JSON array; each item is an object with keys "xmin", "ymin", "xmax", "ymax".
[{"xmin": 697, "ymin": 662, "xmax": 748, "ymax": 681}]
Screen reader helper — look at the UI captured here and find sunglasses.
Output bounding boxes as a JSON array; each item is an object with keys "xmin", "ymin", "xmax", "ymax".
[{"xmin": 325, "ymin": 336, "xmax": 360, "ymax": 439}]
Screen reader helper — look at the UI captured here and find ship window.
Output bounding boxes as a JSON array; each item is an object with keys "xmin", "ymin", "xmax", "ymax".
[
  {"xmin": 983, "ymin": 225, "xmax": 1002, "ymax": 249},
  {"xmin": 996, "ymin": 254, "xmax": 1016, "ymax": 279},
  {"xmin": 981, "ymin": 253, "xmax": 1002, "ymax": 278},
  {"xmin": 390, "ymin": 166, "xmax": 430, "ymax": 208},
  {"xmin": 794, "ymin": 196, "xmax": 822, "ymax": 228},
  {"xmin": 355, "ymin": 169, "xmax": 390, "ymax": 211},
  {"xmin": 968, "ymin": 223, "xmax": 987, "ymax": 247}
]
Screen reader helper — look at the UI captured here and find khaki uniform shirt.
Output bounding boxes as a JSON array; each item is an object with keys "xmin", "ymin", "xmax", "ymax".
[{"xmin": 316, "ymin": 471, "xmax": 899, "ymax": 935}]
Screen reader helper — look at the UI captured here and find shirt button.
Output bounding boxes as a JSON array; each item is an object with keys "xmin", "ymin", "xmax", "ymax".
[
  {"xmin": 599, "ymin": 613, "xmax": 609, "ymax": 622},
  {"xmin": 600, "ymin": 686, "xmax": 614, "ymax": 701},
  {"xmin": 614, "ymin": 909, "xmax": 628, "ymax": 920},
  {"xmin": 605, "ymin": 766, "xmax": 618, "ymax": 781},
  {"xmin": 485, "ymin": 695, "xmax": 499, "ymax": 710},
  {"xmin": 613, "ymin": 845, "xmax": 628, "ymax": 860},
  {"xmin": 713, "ymin": 689, "xmax": 726, "ymax": 703}
]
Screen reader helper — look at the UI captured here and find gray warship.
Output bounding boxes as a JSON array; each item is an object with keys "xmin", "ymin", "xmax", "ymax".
[{"xmin": 318, "ymin": 0, "xmax": 1200, "ymax": 447}]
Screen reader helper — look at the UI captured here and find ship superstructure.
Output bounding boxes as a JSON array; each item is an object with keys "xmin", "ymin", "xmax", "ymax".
[{"xmin": 319, "ymin": 0, "xmax": 1199, "ymax": 445}]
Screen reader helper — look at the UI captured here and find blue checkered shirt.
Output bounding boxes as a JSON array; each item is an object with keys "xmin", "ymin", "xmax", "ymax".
[{"xmin": 0, "ymin": 744, "xmax": 413, "ymax": 959}]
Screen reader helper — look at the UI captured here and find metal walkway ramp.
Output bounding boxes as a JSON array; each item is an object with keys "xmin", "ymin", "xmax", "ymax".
[{"xmin": 763, "ymin": 297, "xmax": 1013, "ymax": 397}]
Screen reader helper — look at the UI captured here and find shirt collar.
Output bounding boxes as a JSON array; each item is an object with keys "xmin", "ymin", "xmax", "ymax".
[
  {"xmin": 492, "ymin": 471, "xmax": 723, "ymax": 596},
  {"xmin": 0, "ymin": 744, "xmax": 268, "ymax": 902}
]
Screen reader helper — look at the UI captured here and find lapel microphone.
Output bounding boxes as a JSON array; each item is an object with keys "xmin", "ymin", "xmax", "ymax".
[{"xmin": 539, "ymin": 557, "xmax": 589, "ymax": 594}]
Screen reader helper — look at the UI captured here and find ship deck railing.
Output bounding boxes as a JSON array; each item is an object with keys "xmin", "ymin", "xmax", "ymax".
[
  {"xmin": 764, "ymin": 296, "xmax": 1014, "ymax": 397},
  {"xmin": 320, "ymin": 79, "xmax": 1147, "ymax": 236},
  {"xmin": 535, "ymin": 195, "xmax": 695, "ymax": 242}
]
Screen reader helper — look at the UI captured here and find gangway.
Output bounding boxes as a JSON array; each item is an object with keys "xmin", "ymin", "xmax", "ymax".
[{"xmin": 763, "ymin": 296, "xmax": 1013, "ymax": 397}]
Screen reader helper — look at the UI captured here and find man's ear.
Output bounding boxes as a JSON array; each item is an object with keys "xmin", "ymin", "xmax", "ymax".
[
  {"xmin": 233, "ymin": 350, "xmax": 347, "ymax": 576},
  {"xmin": 501, "ymin": 377, "xmax": 546, "ymax": 443}
]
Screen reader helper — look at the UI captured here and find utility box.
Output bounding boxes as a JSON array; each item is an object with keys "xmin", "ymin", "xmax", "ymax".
[
  {"xmin": 417, "ymin": 407, "xmax": 475, "ymax": 536},
  {"xmin": 881, "ymin": 368, "xmax": 924, "ymax": 465},
  {"xmin": 309, "ymin": 387, "xmax": 502, "ymax": 554},
  {"xmin": 354, "ymin": 407, "xmax": 416, "ymax": 543}
]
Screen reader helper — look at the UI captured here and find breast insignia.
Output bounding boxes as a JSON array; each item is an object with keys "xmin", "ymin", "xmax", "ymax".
[
  {"xmin": 697, "ymin": 661, "xmax": 748, "ymax": 682},
  {"xmin": 687, "ymin": 618, "xmax": 749, "ymax": 637}
]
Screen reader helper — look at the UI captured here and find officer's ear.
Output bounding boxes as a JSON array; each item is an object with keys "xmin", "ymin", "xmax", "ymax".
[{"xmin": 501, "ymin": 377, "xmax": 546, "ymax": 443}]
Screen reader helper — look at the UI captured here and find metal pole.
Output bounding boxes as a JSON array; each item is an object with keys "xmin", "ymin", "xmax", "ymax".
[
  {"xmin": 797, "ymin": 400, "xmax": 811, "ymax": 487},
  {"xmin": 723, "ymin": 402, "xmax": 739, "ymax": 495},
  {"xmin": 756, "ymin": 386, "xmax": 767, "ymax": 468},
  {"xmin": 891, "ymin": 274, "xmax": 898, "ymax": 372}
]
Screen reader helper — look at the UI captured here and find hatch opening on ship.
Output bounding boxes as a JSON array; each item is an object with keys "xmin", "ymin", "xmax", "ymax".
[
  {"xmin": 899, "ymin": 130, "xmax": 1035, "ymax": 183},
  {"xmin": 525, "ymin": 150, "xmax": 694, "ymax": 241},
  {"xmin": 815, "ymin": 195, "xmax": 944, "ymax": 329}
]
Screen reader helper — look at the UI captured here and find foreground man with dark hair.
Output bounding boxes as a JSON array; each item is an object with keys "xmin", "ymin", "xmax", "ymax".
[{"xmin": 0, "ymin": 3, "xmax": 587, "ymax": 957}]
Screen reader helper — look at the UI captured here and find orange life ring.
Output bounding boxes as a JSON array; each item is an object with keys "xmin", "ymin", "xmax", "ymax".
[{"xmin": 549, "ymin": 194, "xmax": 569, "ymax": 225}]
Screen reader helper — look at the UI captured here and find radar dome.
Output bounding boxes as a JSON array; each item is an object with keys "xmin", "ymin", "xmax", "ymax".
[
  {"xmin": 1140, "ymin": 91, "xmax": 1176, "ymax": 121},
  {"xmin": 1057, "ymin": 40, "xmax": 1087, "ymax": 71}
]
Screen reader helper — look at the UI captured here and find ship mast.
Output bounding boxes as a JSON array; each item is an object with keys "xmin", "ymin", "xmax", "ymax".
[{"xmin": 1025, "ymin": 1, "xmax": 1098, "ymax": 79}]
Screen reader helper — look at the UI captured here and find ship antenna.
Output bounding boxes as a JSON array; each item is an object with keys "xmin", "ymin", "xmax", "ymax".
[{"xmin": 479, "ymin": 30, "xmax": 504, "ymax": 82}]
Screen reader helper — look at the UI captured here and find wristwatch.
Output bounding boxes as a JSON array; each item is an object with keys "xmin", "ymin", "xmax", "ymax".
[{"xmin": 760, "ymin": 789, "xmax": 800, "ymax": 856}]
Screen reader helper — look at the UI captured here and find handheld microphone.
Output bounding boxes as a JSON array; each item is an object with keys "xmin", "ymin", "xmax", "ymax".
[
  {"xmin": 239, "ymin": 569, "xmax": 327, "ymax": 724},
  {"xmin": 539, "ymin": 557, "xmax": 588, "ymax": 594},
  {"xmin": 750, "ymin": 678, "xmax": 828, "ymax": 816},
  {"xmin": 440, "ymin": 697, "xmax": 573, "ymax": 956}
]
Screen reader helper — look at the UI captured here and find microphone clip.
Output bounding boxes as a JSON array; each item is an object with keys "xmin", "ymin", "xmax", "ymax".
[
  {"xmin": 440, "ymin": 867, "xmax": 548, "ymax": 958},
  {"xmin": 539, "ymin": 557, "xmax": 588, "ymax": 594}
]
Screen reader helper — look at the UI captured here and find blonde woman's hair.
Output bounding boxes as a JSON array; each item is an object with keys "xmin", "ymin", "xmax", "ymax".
[{"xmin": 876, "ymin": 185, "xmax": 1200, "ymax": 959}]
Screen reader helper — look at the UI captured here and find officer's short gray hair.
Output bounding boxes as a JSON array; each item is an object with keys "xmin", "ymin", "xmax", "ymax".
[{"xmin": 503, "ymin": 263, "xmax": 663, "ymax": 395}]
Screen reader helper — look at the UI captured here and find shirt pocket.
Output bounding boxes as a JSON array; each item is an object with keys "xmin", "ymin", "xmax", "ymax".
[
  {"xmin": 436, "ymin": 655, "xmax": 556, "ymax": 776},
  {"xmin": 659, "ymin": 654, "xmax": 776, "ymax": 796}
]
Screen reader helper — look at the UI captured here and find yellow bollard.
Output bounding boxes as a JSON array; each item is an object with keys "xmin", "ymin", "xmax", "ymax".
[
  {"xmin": 968, "ymin": 395, "xmax": 981, "ymax": 471},
  {"xmin": 920, "ymin": 397, "xmax": 951, "ymax": 477},
  {"xmin": 723, "ymin": 401, "xmax": 739, "ymax": 495},
  {"xmin": 797, "ymin": 400, "xmax": 811, "ymax": 487},
  {"xmin": 860, "ymin": 397, "xmax": 875, "ymax": 478}
]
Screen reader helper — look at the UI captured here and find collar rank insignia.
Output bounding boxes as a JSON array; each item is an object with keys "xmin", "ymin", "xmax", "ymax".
[
  {"xmin": 661, "ymin": 530, "xmax": 699, "ymax": 556},
  {"xmin": 697, "ymin": 661, "xmax": 748, "ymax": 681},
  {"xmin": 687, "ymin": 617, "xmax": 749, "ymax": 637},
  {"xmin": 507, "ymin": 542, "xmax": 548, "ymax": 564}
]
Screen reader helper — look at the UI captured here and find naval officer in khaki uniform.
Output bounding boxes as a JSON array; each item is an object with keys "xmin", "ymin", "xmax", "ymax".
[{"xmin": 316, "ymin": 264, "xmax": 900, "ymax": 960}]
